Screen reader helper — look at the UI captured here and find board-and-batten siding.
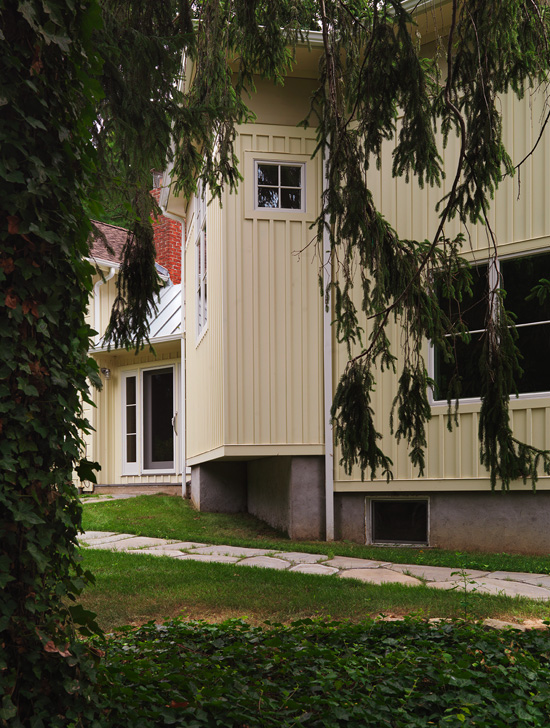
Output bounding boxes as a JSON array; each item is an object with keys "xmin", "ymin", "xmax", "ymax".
[
  {"xmin": 223, "ymin": 126, "xmax": 324, "ymax": 450},
  {"xmin": 334, "ymin": 88, "xmax": 550, "ymax": 490},
  {"xmin": 91, "ymin": 349, "xmax": 182, "ymax": 485},
  {"xmin": 185, "ymin": 192, "xmax": 225, "ymax": 461},
  {"xmin": 186, "ymin": 124, "xmax": 324, "ymax": 459}
]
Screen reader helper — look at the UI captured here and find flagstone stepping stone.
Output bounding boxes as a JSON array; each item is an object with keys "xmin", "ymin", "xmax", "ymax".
[
  {"xmin": 143, "ymin": 541, "xmax": 207, "ymax": 552},
  {"xmin": 428, "ymin": 578, "xmax": 550, "ymax": 600},
  {"xmin": 273, "ymin": 552, "xmax": 326, "ymax": 564},
  {"xmin": 80, "ymin": 531, "xmax": 119, "ymax": 540},
  {"xmin": 192, "ymin": 545, "xmax": 273, "ymax": 558},
  {"xmin": 324, "ymin": 556, "xmax": 391, "ymax": 569},
  {"xmin": 289, "ymin": 564, "xmax": 339, "ymax": 576},
  {"xmin": 236, "ymin": 556, "xmax": 291, "ymax": 570},
  {"xmin": 91, "ymin": 536, "xmax": 171, "ymax": 551},
  {"xmin": 388, "ymin": 564, "xmax": 489, "ymax": 582},
  {"xmin": 487, "ymin": 571, "xmax": 550, "ymax": 588},
  {"xmin": 176, "ymin": 554, "xmax": 239, "ymax": 564},
  {"xmin": 340, "ymin": 568, "xmax": 422, "ymax": 586},
  {"xmin": 80, "ymin": 533, "xmax": 138, "ymax": 546}
]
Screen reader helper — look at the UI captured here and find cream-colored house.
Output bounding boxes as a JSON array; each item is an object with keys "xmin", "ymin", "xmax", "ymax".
[
  {"xmin": 160, "ymin": 6, "xmax": 550, "ymax": 553},
  {"xmin": 83, "ymin": 220, "xmax": 184, "ymax": 491}
]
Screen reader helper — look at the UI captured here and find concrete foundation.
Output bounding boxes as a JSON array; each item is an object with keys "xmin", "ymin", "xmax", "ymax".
[
  {"xmin": 335, "ymin": 490, "xmax": 550, "ymax": 555},
  {"xmin": 247, "ymin": 456, "xmax": 325, "ymax": 540},
  {"xmin": 190, "ymin": 461, "xmax": 247, "ymax": 513}
]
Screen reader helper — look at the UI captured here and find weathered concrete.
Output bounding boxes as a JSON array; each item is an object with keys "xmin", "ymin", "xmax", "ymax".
[
  {"xmin": 289, "ymin": 563, "xmax": 339, "ymax": 575},
  {"xmin": 236, "ymin": 556, "xmax": 291, "ymax": 570},
  {"xmin": 333, "ymin": 490, "xmax": 550, "ymax": 553},
  {"xmin": 429, "ymin": 491, "xmax": 550, "ymax": 554},
  {"xmin": 247, "ymin": 455, "xmax": 325, "ymax": 540},
  {"xmin": 190, "ymin": 461, "xmax": 247, "ymax": 513},
  {"xmin": 191, "ymin": 545, "xmax": 273, "ymax": 558},
  {"xmin": 340, "ymin": 568, "xmax": 422, "ymax": 586},
  {"xmin": 389, "ymin": 564, "xmax": 489, "ymax": 582},
  {"xmin": 324, "ymin": 556, "xmax": 391, "ymax": 569},
  {"xmin": 334, "ymin": 493, "xmax": 366, "ymax": 543},
  {"xmin": 272, "ymin": 552, "xmax": 326, "ymax": 564}
]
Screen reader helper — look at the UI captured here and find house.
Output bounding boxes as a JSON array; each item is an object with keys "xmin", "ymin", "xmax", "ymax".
[
  {"xmin": 159, "ymin": 5, "xmax": 550, "ymax": 553},
  {"xmin": 82, "ymin": 202, "xmax": 185, "ymax": 492}
]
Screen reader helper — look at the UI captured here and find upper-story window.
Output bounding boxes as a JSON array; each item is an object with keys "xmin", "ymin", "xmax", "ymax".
[
  {"xmin": 432, "ymin": 251, "xmax": 550, "ymax": 401},
  {"xmin": 195, "ymin": 179, "xmax": 207, "ymax": 340},
  {"xmin": 255, "ymin": 161, "xmax": 305, "ymax": 211}
]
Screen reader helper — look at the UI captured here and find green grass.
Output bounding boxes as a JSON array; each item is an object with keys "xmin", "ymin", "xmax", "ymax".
[
  {"xmin": 79, "ymin": 549, "xmax": 550, "ymax": 632},
  {"xmin": 81, "ymin": 494, "xmax": 550, "ymax": 574}
]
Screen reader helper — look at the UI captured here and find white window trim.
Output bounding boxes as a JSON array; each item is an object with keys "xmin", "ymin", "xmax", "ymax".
[
  {"xmin": 429, "ymin": 249, "xmax": 550, "ymax": 406},
  {"xmin": 243, "ymin": 151, "xmax": 317, "ymax": 221},
  {"xmin": 254, "ymin": 160, "xmax": 306, "ymax": 213},
  {"xmin": 121, "ymin": 365, "xmax": 177, "ymax": 475},
  {"xmin": 195, "ymin": 180, "xmax": 208, "ymax": 342},
  {"xmin": 122, "ymin": 370, "xmax": 140, "ymax": 476}
]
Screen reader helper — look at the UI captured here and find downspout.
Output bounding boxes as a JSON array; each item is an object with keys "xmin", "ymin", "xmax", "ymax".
[
  {"xmin": 93, "ymin": 267, "xmax": 116, "ymax": 345},
  {"xmin": 323, "ymin": 146, "xmax": 335, "ymax": 541}
]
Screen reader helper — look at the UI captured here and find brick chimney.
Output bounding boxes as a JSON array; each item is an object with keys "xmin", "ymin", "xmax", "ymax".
[{"xmin": 151, "ymin": 172, "xmax": 182, "ymax": 284}]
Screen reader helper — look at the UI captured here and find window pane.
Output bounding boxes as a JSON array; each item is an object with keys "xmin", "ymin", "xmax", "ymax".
[
  {"xmin": 501, "ymin": 253, "xmax": 550, "ymax": 324},
  {"xmin": 433, "ymin": 332, "xmax": 485, "ymax": 400},
  {"xmin": 515, "ymin": 323, "xmax": 550, "ymax": 394},
  {"xmin": 127, "ymin": 434, "xmax": 136, "ymax": 463},
  {"xmin": 280, "ymin": 165, "xmax": 301, "ymax": 187},
  {"xmin": 439, "ymin": 264, "xmax": 488, "ymax": 331},
  {"xmin": 143, "ymin": 369, "xmax": 174, "ymax": 469},
  {"xmin": 258, "ymin": 187, "xmax": 279, "ymax": 208},
  {"xmin": 281, "ymin": 188, "xmax": 301, "ymax": 209},
  {"xmin": 257, "ymin": 164, "xmax": 278, "ymax": 185},
  {"xmin": 372, "ymin": 500, "xmax": 428, "ymax": 544},
  {"xmin": 126, "ymin": 376, "xmax": 136, "ymax": 405},
  {"xmin": 127, "ymin": 404, "xmax": 136, "ymax": 434}
]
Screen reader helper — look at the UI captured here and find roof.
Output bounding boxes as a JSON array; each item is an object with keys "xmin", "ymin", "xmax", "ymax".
[
  {"xmin": 149, "ymin": 282, "xmax": 183, "ymax": 340},
  {"xmin": 89, "ymin": 220, "xmax": 129, "ymax": 266},
  {"xmin": 93, "ymin": 281, "xmax": 183, "ymax": 351}
]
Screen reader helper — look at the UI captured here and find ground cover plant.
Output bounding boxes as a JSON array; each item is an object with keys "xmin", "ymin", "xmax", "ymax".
[
  {"xmin": 78, "ymin": 549, "xmax": 550, "ymax": 632},
  {"xmin": 82, "ymin": 495, "xmax": 550, "ymax": 575},
  {"xmin": 92, "ymin": 617, "xmax": 550, "ymax": 727}
]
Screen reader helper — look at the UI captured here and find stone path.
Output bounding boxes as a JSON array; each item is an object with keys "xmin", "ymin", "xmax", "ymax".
[{"xmin": 80, "ymin": 530, "xmax": 550, "ymax": 603}]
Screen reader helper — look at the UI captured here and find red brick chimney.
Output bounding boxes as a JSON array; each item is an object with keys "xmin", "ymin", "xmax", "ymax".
[{"xmin": 151, "ymin": 172, "xmax": 182, "ymax": 284}]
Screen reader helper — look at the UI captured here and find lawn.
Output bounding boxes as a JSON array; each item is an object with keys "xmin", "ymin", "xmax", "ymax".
[
  {"xmin": 79, "ymin": 495, "xmax": 550, "ymax": 631},
  {"xmin": 81, "ymin": 494, "xmax": 550, "ymax": 573}
]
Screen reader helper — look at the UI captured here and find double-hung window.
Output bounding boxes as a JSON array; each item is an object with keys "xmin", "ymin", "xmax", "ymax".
[
  {"xmin": 195, "ymin": 180, "xmax": 207, "ymax": 339},
  {"xmin": 122, "ymin": 367, "xmax": 175, "ymax": 474},
  {"xmin": 433, "ymin": 251, "xmax": 550, "ymax": 401},
  {"xmin": 255, "ymin": 161, "xmax": 305, "ymax": 211}
]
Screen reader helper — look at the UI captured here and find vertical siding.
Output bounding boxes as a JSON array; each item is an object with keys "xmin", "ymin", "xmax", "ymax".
[
  {"xmin": 223, "ymin": 124, "xmax": 324, "ymax": 447},
  {"xmin": 92, "ymin": 350, "xmax": 182, "ymax": 484},
  {"xmin": 185, "ymin": 193, "xmax": 225, "ymax": 459},
  {"xmin": 334, "ymin": 87, "xmax": 550, "ymax": 487}
]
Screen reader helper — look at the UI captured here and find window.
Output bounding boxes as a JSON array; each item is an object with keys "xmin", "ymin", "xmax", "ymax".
[
  {"xmin": 370, "ymin": 499, "xmax": 428, "ymax": 545},
  {"xmin": 255, "ymin": 161, "xmax": 304, "ymax": 211},
  {"xmin": 195, "ymin": 180, "xmax": 207, "ymax": 339},
  {"xmin": 122, "ymin": 367, "xmax": 175, "ymax": 474},
  {"xmin": 433, "ymin": 251, "xmax": 550, "ymax": 401}
]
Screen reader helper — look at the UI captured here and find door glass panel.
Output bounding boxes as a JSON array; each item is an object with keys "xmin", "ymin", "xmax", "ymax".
[{"xmin": 143, "ymin": 369, "xmax": 174, "ymax": 470}]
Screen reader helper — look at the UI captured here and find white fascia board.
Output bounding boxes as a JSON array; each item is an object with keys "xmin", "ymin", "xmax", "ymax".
[{"xmin": 87, "ymin": 256, "xmax": 121, "ymax": 272}]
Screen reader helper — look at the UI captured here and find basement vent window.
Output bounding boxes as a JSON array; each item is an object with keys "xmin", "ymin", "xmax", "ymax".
[{"xmin": 370, "ymin": 499, "xmax": 428, "ymax": 545}]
